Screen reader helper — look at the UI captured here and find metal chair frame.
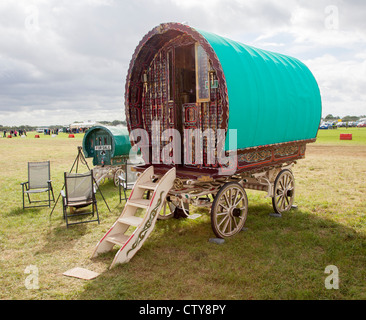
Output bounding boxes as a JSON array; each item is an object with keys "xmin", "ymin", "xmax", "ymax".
[
  {"xmin": 118, "ymin": 163, "xmax": 138, "ymax": 203},
  {"xmin": 62, "ymin": 170, "xmax": 100, "ymax": 228},
  {"xmin": 21, "ymin": 161, "xmax": 55, "ymax": 209}
]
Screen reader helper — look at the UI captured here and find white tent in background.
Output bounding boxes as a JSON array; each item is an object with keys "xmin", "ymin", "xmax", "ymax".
[{"xmin": 69, "ymin": 121, "xmax": 99, "ymax": 132}]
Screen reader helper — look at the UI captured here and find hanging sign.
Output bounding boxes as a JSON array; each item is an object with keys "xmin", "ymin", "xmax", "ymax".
[{"xmin": 95, "ymin": 145, "xmax": 112, "ymax": 151}]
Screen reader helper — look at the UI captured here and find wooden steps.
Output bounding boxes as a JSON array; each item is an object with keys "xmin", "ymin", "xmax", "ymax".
[
  {"xmin": 117, "ymin": 216, "xmax": 144, "ymax": 227},
  {"xmin": 106, "ymin": 234, "xmax": 130, "ymax": 246},
  {"xmin": 91, "ymin": 166, "xmax": 176, "ymax": 267},
  {"xmin": 127, "ymin": 199, "xmax": 151, "ymax": 209},
  {"xmin": 137, "ymin": 181, "xmax": 157, "ymax": 190}
]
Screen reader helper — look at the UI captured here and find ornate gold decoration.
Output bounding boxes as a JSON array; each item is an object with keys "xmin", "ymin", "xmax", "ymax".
[
  {"xmin": 239, "ymin": 150, "xmax": 272, "ymax": 163},
  {"xmin": 274, "ymin": 145, "xmax": 298, "ymax": 158}
]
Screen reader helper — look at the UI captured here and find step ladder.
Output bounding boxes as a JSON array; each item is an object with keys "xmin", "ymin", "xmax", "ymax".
[{"xmin": 91, "ymin": 166, "xmax": 176, "ymax": 268}]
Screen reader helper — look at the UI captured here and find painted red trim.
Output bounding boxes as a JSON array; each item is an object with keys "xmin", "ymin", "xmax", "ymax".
[
  {"xmin": 237, "ymin": 159, "xmax": 272, "ymax": 170},
  {"xmin": 128, "ymin": 188, "xmax": 134, "ymax": 200},
  {"xmin": 98, "ymin": 221, "xmax": 117, "ymax": 243},
  {"xmin": 119, "ymin": 230, "xmax": 136, "ymax": 252},
  {"xmin": 149, "ymin": 192, "xmax": 156, "ymax": 207},
  {"xmin": 237, "ymin": 153, "xmax": 300, "ymax": 170}
]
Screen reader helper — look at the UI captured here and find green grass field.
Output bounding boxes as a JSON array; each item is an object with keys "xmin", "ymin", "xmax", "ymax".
[
  {"xmin": 315, "ymin": 127, "xmax": 366, "ymax": 145},
  {"xmin": 0, "ymin": 129, "xmax": 365, "ymax": 300}
]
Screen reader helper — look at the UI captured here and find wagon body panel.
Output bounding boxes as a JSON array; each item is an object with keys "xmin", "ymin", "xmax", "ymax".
[{"xmin": 197, "ymin": 29, "xmax": 322, "ymax": 151}]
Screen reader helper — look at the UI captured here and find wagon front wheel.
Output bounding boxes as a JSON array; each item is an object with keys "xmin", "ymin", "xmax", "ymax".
[
  {"xmin": 272, "ymin": 169, "xmax": 295, "ymax": 214},
  {"xmin": 211, "ymin": 182, "xmax": 248, "ymax": 238},
  {"xmin": 114, "ymin": 168, "xmax": 124, "ymax": 187},
  {"xmin": 158, "ymin": 198, "xmax": 177, "ymax": 220}
]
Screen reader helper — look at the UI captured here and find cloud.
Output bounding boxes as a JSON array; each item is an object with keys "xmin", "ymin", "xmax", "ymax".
[
  {"xmin": 0, "ymin": 0, "xmax": 365, "ymax": 126},
  {"xmin": 305, "ymin": 54, "xmax": 366, "ymax": 117}
]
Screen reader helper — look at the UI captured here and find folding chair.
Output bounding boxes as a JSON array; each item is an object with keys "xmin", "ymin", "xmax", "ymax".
[
  {"xmin": 61, "ymin": 170, "xmax": 100, "ymax": 227},
  {"xmin": 119, "ymin": 163, "xmax": 138, "ymax": 202},
  {"xmin": 21, "ymin": 161, "xmax": 55, "ymax": 209}
]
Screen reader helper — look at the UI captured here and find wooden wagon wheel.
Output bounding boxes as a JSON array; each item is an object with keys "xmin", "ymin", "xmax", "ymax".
[
  {"xmin": 113, "ymin": 168, "xmax": 124, "ymax": 187},
  {"xmin": 272, "ymin": 169, "xmax": 295, "ymax": 214},
  {"xmin": 157, "ymin": 196, "xmax": 191, "ymax": 220},
  {"xmin": 211, "ymin": 182, "xmax": 248, "ymax": 238},
  {"xmin": 157, "ymin": 198, "xmax": 178, "ymax": 220}
]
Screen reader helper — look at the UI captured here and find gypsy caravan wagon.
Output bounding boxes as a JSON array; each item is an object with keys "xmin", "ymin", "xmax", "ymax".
[
  {"xmin": 82, "ymin": 125, "xmax": 135, "ymax": 186},
  {"xmin": 92, "ymin": 23, "xmax": 321, "ymax": 267}
]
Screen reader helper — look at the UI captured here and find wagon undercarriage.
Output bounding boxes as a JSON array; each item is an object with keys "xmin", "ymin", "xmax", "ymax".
[
  {"xmin": 93, "ymin": 165, "xmax": 125, "ymax": 187},
  {"xmin": 139, "ymin": 161, "xmax": 296, "ymax": 238}
]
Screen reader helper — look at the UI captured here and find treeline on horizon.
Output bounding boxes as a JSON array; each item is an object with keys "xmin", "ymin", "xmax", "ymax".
[
  {"xmin": 0, "ymin": 120, "xmax": 127, "ymax": 131},
  {"xmin": 323, "ymin": 114, "xmax": 366, "ymax": 121}
]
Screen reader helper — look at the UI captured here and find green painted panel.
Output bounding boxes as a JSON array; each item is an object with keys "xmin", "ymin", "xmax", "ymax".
[
  {"xmin": 82, "ymin": 125, "xmax": 131, "ymax": 162},
  {"xmin": 196, "ymin": 29, "xmax": 322, "ymax": 151}
]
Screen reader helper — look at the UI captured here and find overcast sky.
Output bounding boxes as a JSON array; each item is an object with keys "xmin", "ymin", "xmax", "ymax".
[{"xmin": 0, "ymin": 0, "xmax": 365, "ymax": 126}]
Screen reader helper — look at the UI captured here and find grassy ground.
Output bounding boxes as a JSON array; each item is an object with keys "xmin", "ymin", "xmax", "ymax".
[
  {"xmin": 0, "ymin": 129, "xmax": 365, "ymax": 300},
  {"xmin": 316, "ymin": 126, "xmax": 366, "ymax": 145}
]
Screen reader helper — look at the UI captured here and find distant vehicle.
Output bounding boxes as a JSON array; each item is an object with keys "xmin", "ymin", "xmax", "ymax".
[
  {"xmin": 347, "ymin": 121, "xmax": 358, "ymax": 127},
  {"xmin": 319, "ymin": 122, "xmax": 332, "ymax": 129},
  {"xmin": 337, "ymin": 122, "xmax": 348, "ymax": 127},
  {"xmin": 329, "ymin": 121, "xmax": 337, "ymax": 129},
  {"xmin": 357, "ymin": 121, "xmax": 366, "ymax": 127}
]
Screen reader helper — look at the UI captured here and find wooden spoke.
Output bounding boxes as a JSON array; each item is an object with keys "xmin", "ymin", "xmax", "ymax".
[{"xmin": 157, "ymin": 199, "xmax": 177, "ymax": 220}]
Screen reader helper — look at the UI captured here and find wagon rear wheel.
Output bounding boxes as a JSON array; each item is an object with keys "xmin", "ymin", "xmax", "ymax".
[
  {"xmin": 211, "ymin": 182, "xmax": 248, "ymax": 238},
  {"xmin": 272, "ymin": 169, "xmax": 295, "ymax": 214}
]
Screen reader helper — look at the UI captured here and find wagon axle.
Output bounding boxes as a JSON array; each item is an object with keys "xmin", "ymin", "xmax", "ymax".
[{"xmin": 231, "ymin": 207, "xmax": 242, "ymax": 218}]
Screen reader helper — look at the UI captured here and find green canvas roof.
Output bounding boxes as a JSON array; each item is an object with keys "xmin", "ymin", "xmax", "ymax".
[{"xmin": 197, "ymin": 28, "xmax": 322, "ymax": 151}]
